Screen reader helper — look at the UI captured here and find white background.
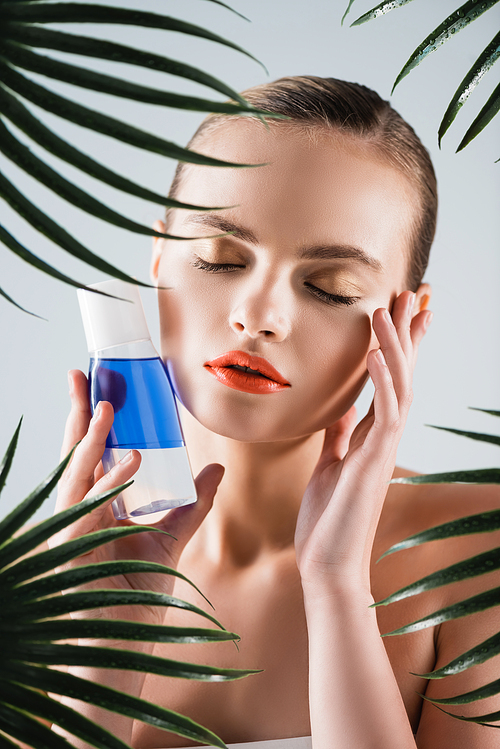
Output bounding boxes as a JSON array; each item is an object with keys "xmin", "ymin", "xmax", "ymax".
[{"xmin": 1, "ymin": 0, "xmax": 499, "ymax": 522}]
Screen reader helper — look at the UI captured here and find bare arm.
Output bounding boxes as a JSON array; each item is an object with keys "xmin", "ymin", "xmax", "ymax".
[
  {"xmin": 295, "ymin": 291, "xmax": 428, "ymax": 748},
  {"xmin": 51, "ymin": 370, "xmax": 224, "ymax": 745}
]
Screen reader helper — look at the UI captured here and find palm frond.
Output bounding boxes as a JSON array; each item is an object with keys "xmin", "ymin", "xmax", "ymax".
[
  {"xmin": 0, "ymin": 84, "xmax": 241, "ymax": 211},
  {"xmin": 0, "ymin": 1, "xmax": 271, "ymax": 313},
  {"xmin": 344, "ymin": 0, "xmax": 500, "ymax": 151},
  {"xmin": 379, "ymin": 508, "xmax": 500, "ymax": 561},
  {"xmin": 438, "ymin": 30, "xmax": 500, "ymax": 145},
  {"xmin": 383, "ymin": 585, "xmax": 500, "ymax": 636},
  {"xmin": 0, "ymin": 421, "xmax": 256, "ymax": 748},
  {"xmin": 457, "ymin": 80, "xmax": 500, "ymax": 151},
  {"xmin": 0, "ymin": 4, "xmax": 265, "ymax": 72},
  {"xmin": 426, "ymin": 424, "xmax": 500, "ymax": 447},
  {"xmin": 349, "ymin": 0, "xmax": 416, "ymax": 26},
  {"xmin": 0, "ymin": 416, "xmax": 22, "ymax": 494},
  {"xmin": 414, "ymin": 631, "xmax": 500, "ymax": 679},
  {"xmin": 0, "ymin": 286, "xmax": 43, "ymax": 318},
  {"xmin": 391, "ymin": 0, "xmax": 499, "ymax": 92},
  {"xmin": 376, "ymin": 409, "xmax": 500, "ymax": 724},
  {"xmin": 374, "ymin": 547, "xmax": 500, "ymax": 607},
  {"xmin": 2, "ymin": 662, "xmax": 230, "ymax": 748}
]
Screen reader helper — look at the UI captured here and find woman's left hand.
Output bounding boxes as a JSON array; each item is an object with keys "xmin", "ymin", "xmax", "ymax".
[{"xmin": 294, "ymin": 290, "xmax": 432, "ymax": 598}]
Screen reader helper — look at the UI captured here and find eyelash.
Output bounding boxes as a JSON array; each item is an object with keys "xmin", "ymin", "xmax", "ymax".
[{"xmin": 191, "ymin": 256, "xmax": 359, "ymax": 307}]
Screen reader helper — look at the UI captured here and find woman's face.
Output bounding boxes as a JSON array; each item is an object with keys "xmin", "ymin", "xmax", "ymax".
[{"xmin": 153, "ymin": 121, "xmax": 424, "ymax": 442}]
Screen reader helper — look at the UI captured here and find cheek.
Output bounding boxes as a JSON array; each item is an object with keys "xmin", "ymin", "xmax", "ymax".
[
  {"xmin": 157, "ymin": 258, "xmax": 228, "ymax": 363},
  {"xmin": 293, "ymin": 307, "xmax": 375, "ymax": 429}
]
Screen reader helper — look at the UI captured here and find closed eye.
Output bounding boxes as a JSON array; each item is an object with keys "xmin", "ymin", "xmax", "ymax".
[
  {"xmin": 192, "ymin": 256, "xmax": 359, "ymax": 307},
  {"xmin": 305, "ymin": 283, "xmax": 359, "ymax": 307},
  {"xmin": 192, "ymin": 257, "xmax": 243, "ymax": 273}
]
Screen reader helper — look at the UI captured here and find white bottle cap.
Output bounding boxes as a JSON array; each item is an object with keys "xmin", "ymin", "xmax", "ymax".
[{"xmin": 77, "ymin": 279, "xmax": 151, "ymax": 352}]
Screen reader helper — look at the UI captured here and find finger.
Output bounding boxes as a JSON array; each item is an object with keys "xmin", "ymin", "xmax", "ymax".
[
  {"xmin": 390, "ymin": 291, "xmax": 415, "ymax": 360},
  {"xmin": 155, "ymin": 463, "xmax": 225, "ymax": 553},
  {"xmin": 60, "ymin": 370, "xmax": 91, "ymax": 460},
  {"xmin": 372, "ymin": 307, "xmax": 411, "ymax": 409},
  {"xmin": 409, "ymin": 309, "xmax": 433, "ymax": 365},
  {"xmin": 316, "ymin": 405, "xmax": 358, "ymax": 470},
  {"xmin": 366, "ymin": 348, "xmax": 401, "ymax": 449},
  {"xmin": 75, "ymin": 449, "xmax": 142, "ymax": 533},
  {"xmin": 59, "ymin": 400, "xmax": 115, "ymax": 508}
]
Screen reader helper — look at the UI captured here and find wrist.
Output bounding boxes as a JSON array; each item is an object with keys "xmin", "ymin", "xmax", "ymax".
[{"xmin": 301, "ymin": 577, "xmax": 375, "ymax": 611}]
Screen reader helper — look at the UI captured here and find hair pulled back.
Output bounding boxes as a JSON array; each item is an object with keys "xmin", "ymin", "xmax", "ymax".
[{"xmin": 167, "ymin": 76, "xmax": 437, "ymax": 291}]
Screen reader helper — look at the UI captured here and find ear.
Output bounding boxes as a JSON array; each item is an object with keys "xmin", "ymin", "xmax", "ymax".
[
  {"xmin": 413, "ymin": 282, "xmax": 432, "ymax": 317},
  {"xmin": 150, "ymin": 219, "xmax": 166, "ymax": 284}
]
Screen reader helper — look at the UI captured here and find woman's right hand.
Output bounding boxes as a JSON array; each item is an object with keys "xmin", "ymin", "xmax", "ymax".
[{"xmin": 51, "ymin": 369, "xmax": 224, "ymax": 625}]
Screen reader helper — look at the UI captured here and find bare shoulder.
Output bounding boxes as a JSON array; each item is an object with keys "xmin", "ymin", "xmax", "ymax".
[{"xmin": 373, "ymin": 467, "xmax": 500, "ymax": 746}]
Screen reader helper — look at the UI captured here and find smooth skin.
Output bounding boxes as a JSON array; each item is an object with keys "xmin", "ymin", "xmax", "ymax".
[{"xmin": 53, "ymin": 121, "xmax": 500, "ymax": 748}]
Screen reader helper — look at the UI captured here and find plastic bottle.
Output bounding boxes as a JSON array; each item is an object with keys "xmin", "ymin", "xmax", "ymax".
[{"xmin": 77, "ymin": 278, "xmax": 197, "ymax": 521}]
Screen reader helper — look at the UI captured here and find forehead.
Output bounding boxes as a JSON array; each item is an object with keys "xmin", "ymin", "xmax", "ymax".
[{"xmin": 173, "ymin": 120, "xmax": 416, "ymax": 284}]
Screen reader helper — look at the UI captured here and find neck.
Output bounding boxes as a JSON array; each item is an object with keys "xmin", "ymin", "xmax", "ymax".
[{"xmin": 178, "ymin": 402, "xmax": 325, "ymax": 568}]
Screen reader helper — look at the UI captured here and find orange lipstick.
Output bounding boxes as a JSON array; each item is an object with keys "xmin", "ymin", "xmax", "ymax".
[{"xmin": 204, "ymin": 351, "xmax": 291, "ymax": 394}]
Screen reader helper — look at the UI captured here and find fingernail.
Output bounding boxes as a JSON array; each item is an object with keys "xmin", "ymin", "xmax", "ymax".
[
  {"xmin": 376, "ymin": 349, "xmax": 387, "ymax": 366},
  {"xmin": 420, "ymin": 294, "xmax": 430, "ymax": 311},
  {"xmin": 119, "ymin": 450, "xmax": 133, "ymax": 464},
  {"xmin": 91, "ymin": 402, "xmax": 101, "ymax": 422},
  {"xmin": 424, "ymin": 311, "xmax": 433, "ymax": 330},
  {"xmin": 408, "ymin": 292, "xmax": 416, "ymax": 313},
  {"xmin": 67, "ymin": 370, "xmax": 74, "ymax": 397},
  {"xmin": 383, "ymin": 309, "xmax": 392, "ymax": 324}
]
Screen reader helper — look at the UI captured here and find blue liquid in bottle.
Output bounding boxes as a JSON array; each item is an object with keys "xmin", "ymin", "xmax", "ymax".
[
  {"xmin": 89, "ymin": 357, "xmax": 185, "ymax": 450},
  {"xmin": 78, "ymin": 277, "xmax": 197, "ymax": 522},
  {"xmin": 88, "ymin": 355, "xmax": 197, "ymax": 520}
]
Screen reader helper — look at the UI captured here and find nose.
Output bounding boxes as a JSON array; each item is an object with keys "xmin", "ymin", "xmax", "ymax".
[{"xmin": 229, "ymin": 272, "xmax": 290, "ymax": 342}]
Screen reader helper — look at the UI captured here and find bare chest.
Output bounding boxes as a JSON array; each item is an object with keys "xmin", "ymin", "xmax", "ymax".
[{"xmin": 132, "ymin": 553, "xmax": 435, "ymax": 747}]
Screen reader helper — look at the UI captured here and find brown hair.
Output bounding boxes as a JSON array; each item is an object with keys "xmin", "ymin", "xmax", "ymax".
[{"xmin": 166, "ymin": 76, "xmax": 437, "ymax": 290}]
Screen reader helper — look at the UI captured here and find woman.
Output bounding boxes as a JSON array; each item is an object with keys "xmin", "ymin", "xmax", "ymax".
[{"xmin": 54, "ymin": 77, "xmax": 500, "ymax": 748}]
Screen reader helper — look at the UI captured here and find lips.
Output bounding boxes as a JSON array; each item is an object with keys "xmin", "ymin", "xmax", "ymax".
[{"xmin": 204, "ymin": 351, "xmax": 290, "ymax": 394}]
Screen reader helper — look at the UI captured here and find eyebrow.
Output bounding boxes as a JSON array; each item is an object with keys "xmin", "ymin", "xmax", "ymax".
[{"xmin": 182, "ymin": 213, "xmax": 383, "ymax": 272}]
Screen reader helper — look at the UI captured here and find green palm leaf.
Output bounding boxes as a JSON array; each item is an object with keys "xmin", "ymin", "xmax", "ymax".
[
  {"xmin": 0, "ymin": 422, "xmax": 256, "ymax": 748},
  {"xmin": 10, "ymin": 642, "xmax": 258, "ymax": 682},
  {"xmin": 391, "ymin": 467, "xmax": 500, "ymax": 485},
  {"xmin": 0, "ymin": 40, "xmax": 265, "ymax": 117},
  {"xmin": 0, "ymin": 285, "xmax": 43, "ymax": 318},
  {"xmin": 344, "ymin": 0, "xmax": 500, "ymax": 150},
  {"xmin": 349, "ymin": 0, "xmax": 416, "ymax": 26},
  {"xmin": 374, "ymin": 547, "xmax": 500, "ymax": 607},
  {"xmin": 0, "ymin": 24, "xmax": 252, "ymax": 107},
  {"xmin": 0, "ymin": 681, "xmax": 129, "ymax": 749},
  {"xmin": 0, "ymin": 1, "xmax": 270, "ymax": 313},
  {"xmin": 379, "ymin": 509, "xmax": 500, "ymax": 560},
  {"xmin": 0, "ymin": 223, "xmax": 124, "ymax": 297},
  {"xmin": 426, "ymin": 424, "xmax": 500, "ymax": 447},
  {"xmin": 471, "ymin": 407, "xmax": 500, "ymax": 418},
  {"xmin": 415, "ymin": 631, "xmax": 500, "ymax": 679},
  {"xmin": 0, "ymin": 702, "xmax": 71, "ymax": 749},
  {"xmin": 383, "ymin": 585, "xmax": 500, "ymax": 636},
  {"xmin": 0, "ymin": 3, "xmax": 265, "ymax": 71},
  {"xmin": 438, "ymin": 30, "xmax": 500, "ymax": 145},
  {"xmin": 0, "ymin": 415, "xmax": 21, "ymax": 494},
  {"xmin": 0, "ymin": 168, "xmax": 153, "ymax": 288},
  {"xmin": 0, "ymin": 84, "xmax": 239, "ymax": 212},
  {"xmin": 3, "ymin": 559, "xmax": 209, "ymax": 605},
  {"xmin": 1, "ymin": 662, "xmax": 229, "ymax": 748},
  {"xmin": 391, "ymin": 1, "xmax": 499, "ymax": 93},
  {"xmin": 377, "ymin": 409, "xmax": 500, "ymax": 724},
  {"xmin": 430, "ymin": 705, "xmax": 500, "ymax": 727},
  {"xmin": 0, "ymin": 63, "xmax": 257, "ymax": 169},
  {"xmin": 0, "ymin": 619, "xmax": 238, "ymax": 645},
  {"xmin": 0, "ymin": 118, "xmax": 186, "ymax": 240},
  {"xmin": 422, "ymin": 676, "xmax": 500, "ymax": 705},
  {"xmin": 457, "ymin": 80, "xmax": 500, "ymax": 150}
]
